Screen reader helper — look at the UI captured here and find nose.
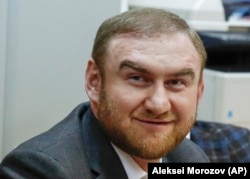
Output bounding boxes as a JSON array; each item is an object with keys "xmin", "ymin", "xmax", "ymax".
[{"xmin": 144, "ymin": 85, "xmax": 171, "ymax": 116}]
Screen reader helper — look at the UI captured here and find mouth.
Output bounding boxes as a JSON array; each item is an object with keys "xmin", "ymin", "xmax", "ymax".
[{"xmin": 134, "ymin": 118, "xmax": 174, "ymax": 130}]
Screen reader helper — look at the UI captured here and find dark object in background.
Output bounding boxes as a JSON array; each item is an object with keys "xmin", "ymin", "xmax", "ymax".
[
  {"xmin": 222, "ymin": 0, "xmax": 250, "ymax": 20},
  {"xmin": 198, "ymin": 31, "xmax": 250, "ymax": 72}
]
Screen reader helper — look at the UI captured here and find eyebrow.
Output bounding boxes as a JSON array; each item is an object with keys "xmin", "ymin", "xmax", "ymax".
[
  {"xmin": 173, "ymin": 68, "xmax": 195, "ymax": 80},
  {"xmin": 119, "ymin": 60, "xmax": 150, "ymax": 73},
  {"xmin": 119, "ymin": 60, "xmax": 195, "ymax": 80}
]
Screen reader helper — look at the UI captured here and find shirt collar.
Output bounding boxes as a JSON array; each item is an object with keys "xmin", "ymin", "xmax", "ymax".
[{"xmin": 112, "ymin": 143, "xmax": 161, "ymax": 179}]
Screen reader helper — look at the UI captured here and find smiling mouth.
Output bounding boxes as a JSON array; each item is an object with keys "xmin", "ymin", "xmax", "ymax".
[
  {"xmin": 135, "ymin": 118, "xmax": 174, "ymax": 127},
  {"xmin": 139, "ymin": 120, "xmax": 171, "ymax": 125}
]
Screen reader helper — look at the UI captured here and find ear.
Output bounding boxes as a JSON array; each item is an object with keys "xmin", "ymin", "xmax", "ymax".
[
  {"xmin": 197, "ymin": 76, "xmax": 204, "ymax": 104},
  {"xmin": 85, "ymin": 59, "xmax": 102, "ymax": 106}
]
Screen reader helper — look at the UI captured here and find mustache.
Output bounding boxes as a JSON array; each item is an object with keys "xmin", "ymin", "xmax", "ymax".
[{"xmin": 131, "ymin": 110, "xmax": 177, "ymax": 120}]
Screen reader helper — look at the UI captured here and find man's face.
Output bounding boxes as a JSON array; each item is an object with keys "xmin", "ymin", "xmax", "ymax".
[{"xmin": 90, "ymin": 33, "xmax": 203, "ymax": 160}]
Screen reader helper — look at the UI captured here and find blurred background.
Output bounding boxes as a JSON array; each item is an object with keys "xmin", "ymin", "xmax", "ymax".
[{"xmin": 1, "ymin": 0, "xmax": 249, "ymax": 160}]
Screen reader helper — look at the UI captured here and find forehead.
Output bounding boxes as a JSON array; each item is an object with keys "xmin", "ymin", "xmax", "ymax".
[{"xmin": 105, "ymin": 33, "xmax": 201, "ymax": 73}]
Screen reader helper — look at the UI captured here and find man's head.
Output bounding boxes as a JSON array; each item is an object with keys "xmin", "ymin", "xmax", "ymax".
[{"xmin": 85, "ymin": 7, "xmax": 206, "ymax": 161}]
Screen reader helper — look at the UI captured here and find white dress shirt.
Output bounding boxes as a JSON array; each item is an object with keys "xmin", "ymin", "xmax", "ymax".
[{"xmin": 112, "ymin": 143, "xmax": 161, "ymax": 179}]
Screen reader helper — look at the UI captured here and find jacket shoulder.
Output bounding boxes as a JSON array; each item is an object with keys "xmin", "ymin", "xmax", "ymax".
[
  {"xmin": 1, "ymin": 102, "xmax": 93, "ymax": 178},
  {"xmin": 166, "ymin": 138, "xmax": 210, "ymax": 162}
]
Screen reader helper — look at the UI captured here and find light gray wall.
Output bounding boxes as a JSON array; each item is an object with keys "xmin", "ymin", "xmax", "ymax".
[
  {"xmin": 1, "ymin": 0, "xmax": 125, "ymax": 159},
  {"xmin": 0, "ymin": 0, "xmax": 8, "ymax": 160}
]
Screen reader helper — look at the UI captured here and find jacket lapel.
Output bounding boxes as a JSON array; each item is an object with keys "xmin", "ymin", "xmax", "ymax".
[{"xmin": 81, "ymin": 107, "xmax": 128, "ymax": 179}]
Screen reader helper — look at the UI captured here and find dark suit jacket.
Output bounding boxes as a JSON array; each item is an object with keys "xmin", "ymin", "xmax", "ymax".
[{"xmin": 0, "ymin": 102, "xmax": 209, "ymax": 179}]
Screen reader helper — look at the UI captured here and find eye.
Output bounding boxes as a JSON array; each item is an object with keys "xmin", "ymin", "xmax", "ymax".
[
  {"xmin": 165, "ymin": 79, "xmax": 185, "ymax": 90},
  {"xmin": 128, "ymin": 74, "xmax": 150, "ymax": 86},
  {"xmin": 168, "ymin": 79, "xmax": 183, "ymax": 85},
  {"xmin": 130, "ymin": 75, "xmax": 142, "ymax": 81}
]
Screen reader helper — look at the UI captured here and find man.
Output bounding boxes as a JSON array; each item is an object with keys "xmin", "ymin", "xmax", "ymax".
[{"xmin": 0, "ymin": 7, "xmax": 209, "ymax": 178}]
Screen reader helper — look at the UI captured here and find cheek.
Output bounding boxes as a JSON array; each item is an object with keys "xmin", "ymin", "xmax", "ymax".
[
  {"xmin": 120, "ymin": 95, "xmax": 144, "ymax": 115},
  {"xmin": 107, "ymin": 80, "xmax": 146, "ymax": 103},
  {"xmin": 171, "ymin": 91, "xmax": 198, "ymax": 114}
]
